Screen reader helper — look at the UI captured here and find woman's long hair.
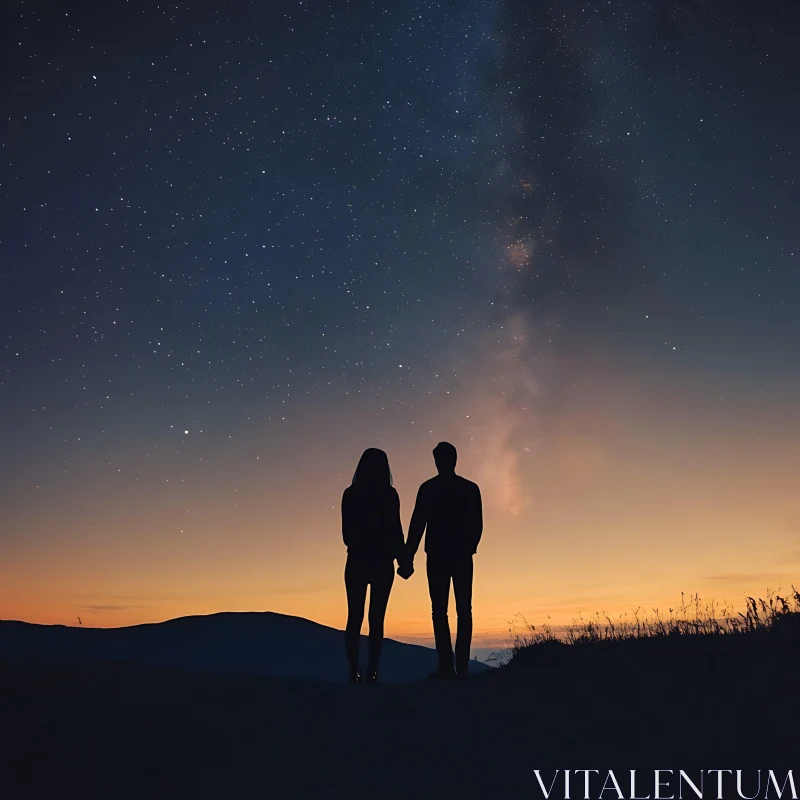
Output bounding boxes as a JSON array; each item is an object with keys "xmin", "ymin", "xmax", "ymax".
[{"xmin": 351, "ymin": 448, "xmax": 393, "ymax": 487}]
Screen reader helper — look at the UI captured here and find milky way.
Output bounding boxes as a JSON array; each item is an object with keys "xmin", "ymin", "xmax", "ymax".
[{"xmin": 1, "ymin": 1, "xmax": 797, "ymax": 637}]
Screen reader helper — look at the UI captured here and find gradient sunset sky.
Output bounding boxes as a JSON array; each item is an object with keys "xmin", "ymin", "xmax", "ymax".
[{"xmin": 1, "ymin": 0, "xmax": 798, "ymax": 656}]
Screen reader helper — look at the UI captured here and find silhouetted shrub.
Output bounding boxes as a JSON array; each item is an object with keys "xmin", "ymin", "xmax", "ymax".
[{"xmin": 506, "ymin": 586, "xmax": 800, "ymax": 665}]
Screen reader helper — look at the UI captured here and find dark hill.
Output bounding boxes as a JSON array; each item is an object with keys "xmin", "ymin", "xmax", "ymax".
[
  {"xmin": 0, "ymin": 627, "xmax": 797, "ymax": 799},
  {"xmin": 0, "ymin": 611, "xmax": 489, "ymax": 683}
]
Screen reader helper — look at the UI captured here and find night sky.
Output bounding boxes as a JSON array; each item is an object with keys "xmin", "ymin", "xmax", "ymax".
[{"xmin": 2, "ymin": 1, "xmax": 798, "ymax": 655}]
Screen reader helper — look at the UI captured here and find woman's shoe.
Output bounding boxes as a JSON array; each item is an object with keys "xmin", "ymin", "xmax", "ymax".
[
  {"xmin": 365, "ymin": 668, "xmax": 381, "ymax": 685},
  {"xmin": 349, "ymin": 667, "xmax": 362, "ymax": 685}
]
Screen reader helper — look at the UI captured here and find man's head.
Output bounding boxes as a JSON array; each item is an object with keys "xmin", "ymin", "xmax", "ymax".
[{"xmin": 433, "ymin": 441, "xmax": 457, "ymax": 474}]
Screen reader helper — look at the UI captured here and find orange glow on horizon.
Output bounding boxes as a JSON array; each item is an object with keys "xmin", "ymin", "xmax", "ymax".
[{"xmin": 2, "ymin": 367, "xmax": 798, "ymax": 653}]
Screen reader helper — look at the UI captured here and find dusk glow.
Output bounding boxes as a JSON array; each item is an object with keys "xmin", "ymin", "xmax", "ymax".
[{"xmin": 2, "ymin": 1, "xmax": 797, "ymax": 660}]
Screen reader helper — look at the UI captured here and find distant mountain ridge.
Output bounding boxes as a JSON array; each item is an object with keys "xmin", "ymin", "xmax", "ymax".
[{"xmin": 0, "ymin": 611, "xmax": 489, "ymax": 683}]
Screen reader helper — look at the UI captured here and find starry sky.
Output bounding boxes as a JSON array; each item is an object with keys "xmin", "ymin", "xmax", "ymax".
[{"xmin": 1, "ymin": 0, "xmax": 798, "ymax": 656}]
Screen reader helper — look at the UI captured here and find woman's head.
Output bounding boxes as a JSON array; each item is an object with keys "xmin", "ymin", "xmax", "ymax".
[{"xmin": 352, "ymin": 448, "xmax": 392, "ymax": 487}]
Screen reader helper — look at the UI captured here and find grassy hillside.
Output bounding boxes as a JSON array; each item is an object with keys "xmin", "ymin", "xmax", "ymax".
[{"xmin": 2, "ymin": 591, "xmax": 797, "ymax": 799}]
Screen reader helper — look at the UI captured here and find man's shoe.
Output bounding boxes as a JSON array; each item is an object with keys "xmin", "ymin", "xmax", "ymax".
[{"xmin": 365, "ymin": 669, "xmax": 381, "ymax": 685}]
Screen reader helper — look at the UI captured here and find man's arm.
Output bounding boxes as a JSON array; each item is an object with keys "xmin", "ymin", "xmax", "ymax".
[
  {"xmin": 472, "ymin": 484, "xmax": 483, "ymax": 553},
  {"xmin": 405, "ymin": 484, "xmax": 429, "ymax": 559}
]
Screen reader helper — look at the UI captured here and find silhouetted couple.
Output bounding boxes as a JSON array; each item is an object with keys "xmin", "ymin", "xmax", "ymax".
[{"xmin": 341, "ymin": 442, "xmax": 483, "ymax": 684}]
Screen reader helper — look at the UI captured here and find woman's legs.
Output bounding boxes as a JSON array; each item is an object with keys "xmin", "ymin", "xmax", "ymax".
[
  {"xmin": 344, "ymin": 557, "xmax": 368, "ymax": 672},
  {"xmin": 366, "ymin": 560, "xmax": 395, "ymax": 673}
]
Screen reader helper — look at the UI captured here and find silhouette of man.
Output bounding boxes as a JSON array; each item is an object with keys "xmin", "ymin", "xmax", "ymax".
[{"xmin": 403, "ymin": 442, "xmax": 483, "ymax": 679}]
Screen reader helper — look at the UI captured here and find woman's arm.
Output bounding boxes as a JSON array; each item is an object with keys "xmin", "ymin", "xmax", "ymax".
[
  {"xmin": 389, "ymin": 488, "xmax": 404, "ymax": 560},
  {"xmin": 341, "ymin": 488, "xmax": 353, "ymax": 547}
]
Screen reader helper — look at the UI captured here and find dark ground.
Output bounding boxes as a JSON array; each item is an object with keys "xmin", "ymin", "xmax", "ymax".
[{"xmin": 2, "ymin": 631, "xmax": 798, "ymax": 799}]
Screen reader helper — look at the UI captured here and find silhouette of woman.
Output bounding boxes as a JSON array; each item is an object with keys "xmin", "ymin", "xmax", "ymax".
[{"xmin": 341, "ymin": 448, "xmax": 404, "ymax": 684}]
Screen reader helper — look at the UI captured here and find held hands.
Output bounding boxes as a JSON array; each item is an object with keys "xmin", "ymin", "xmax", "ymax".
[{"xmin": 396, "ymin": 555, "xmax": 415, "ymax": 580}]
